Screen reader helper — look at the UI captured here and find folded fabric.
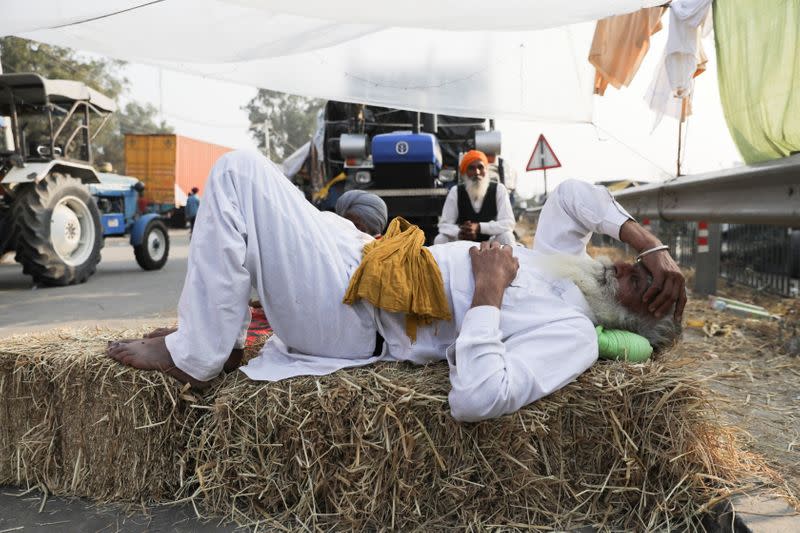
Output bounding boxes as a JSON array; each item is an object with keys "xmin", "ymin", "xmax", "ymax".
[
  {"xmin": 645, "ymin": 0, "xmax": 712, "ymax": 129},
  {"xmin": 589, "ymin": 7, "xmax": 666, "ymax": 95},
  {"xmin": 344, "ymin": 217, "xmax": 452, "ymax": 341}
]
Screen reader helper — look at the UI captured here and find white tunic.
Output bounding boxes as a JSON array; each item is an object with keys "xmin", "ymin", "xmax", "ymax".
[{"xmin": 166, "ymin": 151, "xmax": 632, "ymax": 421}]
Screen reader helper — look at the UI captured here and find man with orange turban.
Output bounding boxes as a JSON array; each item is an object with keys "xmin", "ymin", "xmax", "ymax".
[{"xmin": 434, "ymin": 150, "xmax": 516, "ymax": 245}]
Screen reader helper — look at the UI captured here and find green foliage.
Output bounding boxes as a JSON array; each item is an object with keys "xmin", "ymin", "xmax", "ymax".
[
  {"xmin": 0, "ymin": 36, "xmax": 171, "ymax": 172},
  {"xmin": 0, "ymin": 36, "xmax": 126, "ymax": 99},
  {"xmin": 244, "ymin": 89, "xmax": 323, "ymax": 160}
]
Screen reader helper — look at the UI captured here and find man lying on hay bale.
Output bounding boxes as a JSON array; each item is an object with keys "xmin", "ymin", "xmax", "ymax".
[{"xmin": 107, "ymin": 150, "xmax": 686, "ymax": 421}]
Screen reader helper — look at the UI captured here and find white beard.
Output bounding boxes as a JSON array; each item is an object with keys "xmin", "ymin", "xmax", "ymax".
[
  {"xmin": 535, "ymin": 254, "xmax": 634, "ymax": 329},
  {"xmin": 465, "ymin": 177, "xmax": 490, "ymax": 207}
]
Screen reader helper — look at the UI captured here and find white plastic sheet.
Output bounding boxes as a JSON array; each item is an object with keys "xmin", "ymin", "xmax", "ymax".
[
  {"xmin": 280, "ymin": 141, "xmax": 310, "ymax": 177},
  {"xmin": 645, "ymin": 0, "xmax": 712, "ymax": 128},
  {"xmin": 4, "ymin": 0, "xmax": 666, "ymax": 121}
]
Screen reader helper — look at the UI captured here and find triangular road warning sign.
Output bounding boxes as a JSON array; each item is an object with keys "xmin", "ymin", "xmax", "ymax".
[{"xmin": 526, "ymin": 134, "xmax": 561, "ymax": 171}]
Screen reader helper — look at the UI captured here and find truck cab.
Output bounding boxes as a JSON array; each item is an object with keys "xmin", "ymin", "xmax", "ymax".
[{"xmin": 317, "ymin": 102, "xmax": 504, "ymax": 243}]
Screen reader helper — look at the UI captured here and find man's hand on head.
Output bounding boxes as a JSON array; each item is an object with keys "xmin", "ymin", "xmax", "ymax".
[
  {"xmin": 468, "ymin": 241, "xmax": 519, "ymax": 308},
  {"xmin": 640, "ymin": 251, "xmax": 687, "ymax": 322},
  {"xmin": 618, "ymin": 219, "xmax": 687, "ymax": 322}
]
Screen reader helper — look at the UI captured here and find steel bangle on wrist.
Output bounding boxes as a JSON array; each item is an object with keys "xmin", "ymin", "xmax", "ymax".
[{"xmin": 635, "ymin": 244, "xmax": 670, "ymax": 263}]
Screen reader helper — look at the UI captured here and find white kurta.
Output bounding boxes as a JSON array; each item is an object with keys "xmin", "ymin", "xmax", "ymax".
[
  {"xmin": 434, "ymin": 182, "xmax": 516, "ymax": 245},
  {"xmin": 168, "ymin": 151, "xmax": 632, "ymax": 421}
]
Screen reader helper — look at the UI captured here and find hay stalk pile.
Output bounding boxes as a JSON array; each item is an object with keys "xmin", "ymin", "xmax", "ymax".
[
  {"xmin": 0, "ymin": 329, "xmax": 199, "ymax": 502},
  {"xmin": 0, "ymin": 326, "xmax": 773, "ymax": 530}
]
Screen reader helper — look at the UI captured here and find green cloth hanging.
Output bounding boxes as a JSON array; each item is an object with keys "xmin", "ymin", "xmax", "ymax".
[{"xmin": 714, "ymin": 0, "xmax": 800, "ymax": 163}]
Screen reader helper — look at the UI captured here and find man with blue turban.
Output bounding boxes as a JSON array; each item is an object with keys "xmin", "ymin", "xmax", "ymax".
[{"xmin": 335, "ymin": 190, "xmax": 388, "ymax": 237}]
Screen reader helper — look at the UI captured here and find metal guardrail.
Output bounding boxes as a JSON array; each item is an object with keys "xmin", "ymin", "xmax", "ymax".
[
  {"xmin": 524, "ymin": 155, "xmax": 800, "ymax": 296},
  {"xmin": 721, "ymin": 224, "xmax": 799, "ymax": 296},
  {"xmin": 612, "ymin": 154, "xmax": 800, "ymax": 225}
]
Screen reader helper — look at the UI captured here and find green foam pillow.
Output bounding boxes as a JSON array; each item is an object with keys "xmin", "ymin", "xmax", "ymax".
[{"xmin": 595, "ymin": 325, "xmax": 653, "ymax": 363}]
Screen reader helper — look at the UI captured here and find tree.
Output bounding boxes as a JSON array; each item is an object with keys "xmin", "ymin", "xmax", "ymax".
[
  {"xmin": 0, "ymin": 36, "xmax": 126, "ymax": 99},
  {"xmin": 244, "ymin": 89, "xmax": 323, "ymax": 161},
  {"xmin": 0, "ymin": 36, "xmax": 171, "ymax": 172}
]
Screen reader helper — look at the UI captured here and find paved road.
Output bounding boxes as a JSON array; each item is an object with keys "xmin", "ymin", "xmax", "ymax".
[{"xmin": 0, "ymin": 229, "xmax": 189, "ymax": 338}]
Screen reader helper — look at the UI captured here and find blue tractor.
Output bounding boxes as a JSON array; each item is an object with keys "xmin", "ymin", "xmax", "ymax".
[
  {"xmin": 0, "ymin": 73, "xmax": 169, "ymax": 285},
  {"xmin": 90, "ymin": 173, "xmax": 170, "ymax": 271},
  {"xmin": 316, "ymin": 102, "xmax": 505, "ymax": 243}
]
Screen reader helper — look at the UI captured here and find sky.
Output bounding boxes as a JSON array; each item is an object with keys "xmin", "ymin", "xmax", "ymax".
[{"xmin": 117, "ymin": 16, "xmax": 742, "ymax": 201}]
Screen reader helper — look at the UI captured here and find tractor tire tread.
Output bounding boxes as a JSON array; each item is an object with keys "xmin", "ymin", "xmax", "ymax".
[{"xmin": 12, "ymin": 173, "xmax": 104, "ymax": 286}]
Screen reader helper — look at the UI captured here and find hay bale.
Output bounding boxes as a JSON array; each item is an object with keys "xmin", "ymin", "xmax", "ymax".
[
  {"xmin": 0, "ymin": 349, "xmax": 59, "ymax": 487},
  {"xmin": 0, "ymin": 327, "xmax": 767, "ymax": 528},
  {"xmin": 182, "ymin": 358, "xmax": 747, "ymax": 530},
  {"xmin": 0, "ymin": 328, "xmax": 205, "ymax": 502}
]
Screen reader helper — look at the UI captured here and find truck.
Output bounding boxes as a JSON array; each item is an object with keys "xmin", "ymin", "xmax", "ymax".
[
  {"xmin": 291, "ymin": 102, "xmax": 510, "ymax": 243},
  {"xmin": 0, "ymin": 73, "xmax": 169, "ymax": 286},
  {"xmin": 124, "ymin": 134, "xmax": 233, "ymax": 227}
]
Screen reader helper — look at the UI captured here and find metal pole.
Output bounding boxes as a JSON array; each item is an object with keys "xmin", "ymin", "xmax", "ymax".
[
  {"xmin": 694, "ymin": 221, "xmax": 721, "ymax": 295},
  {"xmin": 543, "ymin": 168, "xmax": 548, "ymax": 200},
  {"xmin": 158, "ymin": 67, "xmax": 164, "ymax": 125},
  {"xmin": 676, "ymin": 98, "xmax": 688, "ymax": 177},
  {"xmin": 263, "ymin": 120, "xmax": 271, "ymax": 158},
  {"xmin": 676, "ymin": 118, "xmax": 682, "ymax": 177},
  {"xmin": 541, "ymin": 141, "xmax": 548, "ymax": 200}
]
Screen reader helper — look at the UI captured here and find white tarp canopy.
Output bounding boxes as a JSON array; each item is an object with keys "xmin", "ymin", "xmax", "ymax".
[{"xmin": 3, "ymin": 0, "xmax": 664, "ymax": 121}]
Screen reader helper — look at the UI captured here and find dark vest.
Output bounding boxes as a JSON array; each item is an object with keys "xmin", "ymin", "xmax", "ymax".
[{"xmin": 456, "ymin": 182, "xmax": 498, "ymax": 242}]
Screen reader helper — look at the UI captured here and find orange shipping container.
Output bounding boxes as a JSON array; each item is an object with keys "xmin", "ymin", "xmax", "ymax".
[{"xmin": 124, "ymin": 134, "xmax": 234, "ymax": 208}]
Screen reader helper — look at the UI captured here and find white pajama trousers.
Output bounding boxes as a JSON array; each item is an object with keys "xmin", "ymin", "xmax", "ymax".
[{"xmin": 164, "ymin": 151, "xmax": 378, "ymax": 382}]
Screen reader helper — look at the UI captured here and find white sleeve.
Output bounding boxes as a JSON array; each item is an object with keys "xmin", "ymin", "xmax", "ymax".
[
  {"xmin": 437, "ymin": 186, "xmax": 460, "ymax": 238},
  {"xmin": 447, "ymin": 306, "xmax": 598, "ymax": 422},
  {"xmin": 532, "ymin": 179, "xmax": 633, "ymax": 256},
  {"xmin": 478, "ymin": 183, "xmax": 516, "ymax": 236}
]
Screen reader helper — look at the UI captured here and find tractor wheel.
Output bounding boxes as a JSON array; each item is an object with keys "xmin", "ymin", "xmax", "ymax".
[
  {"xmin": 0, "ymin": 207, "xmax": 13, "ymax": 256},
  {"xmin": 134, "ymin": 218, "xmax": 169, "ymax": 271},
  {"xmin": 13, "ymin": 172, "xmax": 103, "ymax": 286}
]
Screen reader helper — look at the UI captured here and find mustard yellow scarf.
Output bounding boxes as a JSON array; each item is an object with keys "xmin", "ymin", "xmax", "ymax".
[{"xmin": 343, "ymin": 217, "xmax": 452, "ymax": 341}]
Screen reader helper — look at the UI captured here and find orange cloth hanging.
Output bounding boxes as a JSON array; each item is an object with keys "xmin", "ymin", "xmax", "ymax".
[{"xmin": 589, "ymin": 7, "xmax": 667, "ymax": 95}]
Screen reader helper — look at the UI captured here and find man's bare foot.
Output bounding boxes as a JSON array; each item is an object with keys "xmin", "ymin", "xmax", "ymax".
[
  {"xmin": 145, "ymin": 327, "xmax": 178, "ymax": 338},
  {"xmin": 137, "ymin": 327, "xmax": 245, "ymax": 370},
  {"xmin": 141, "ymin": 327, "xmax": 244, "ymax": 371},
  {"xmin": 110, "ymin": 326, "xmax": 178, "ymax": 345},
  {"xmin": 224, "ymin": 348, "xmax": 244, "ymax": 372},
  {"xmin": 107, "ymin": 336, "xmax": 210, "ymax": 389}
]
